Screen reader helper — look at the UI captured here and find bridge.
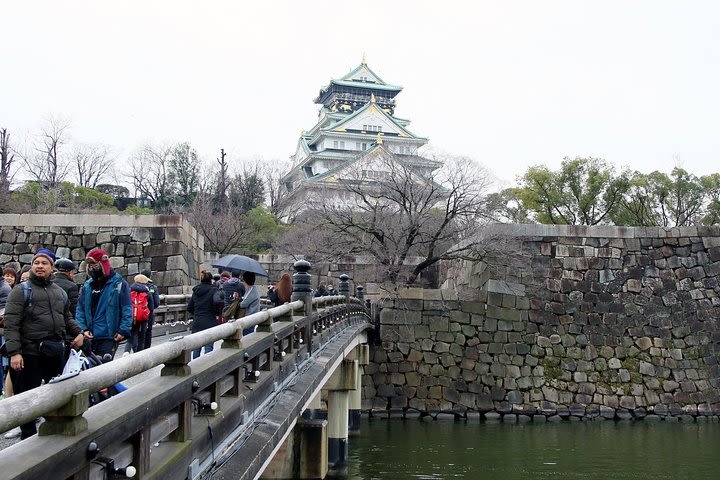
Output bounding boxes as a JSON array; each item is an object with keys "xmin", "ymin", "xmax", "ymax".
[{"xmin": 0, "ymin": 263, "xmax": 374, "ymax": 480}]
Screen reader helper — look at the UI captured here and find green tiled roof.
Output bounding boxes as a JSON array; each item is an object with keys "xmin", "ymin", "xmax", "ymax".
[
  {"xmin": 338, "ymin": 62, "xmax": 399, "ymax": 87},
  {"xmin": 322, "ymin": 100, "xmax": 423, "ymax": 139},
  {"xmin": 328, "ymin": 79, "xmax": 402, "ymax": 92},
  {"xmin": 301, "ymin": 145, "xmax": 440, "ymax": 186}
]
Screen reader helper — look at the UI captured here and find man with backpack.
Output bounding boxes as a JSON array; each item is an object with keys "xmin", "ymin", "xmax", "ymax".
[
  {"xmin": 140, "ymin": 269, "xmax": 160, "ymax": 350},
  {"xmin": 122, "ymin": 274, "xmax": 155, "ymax": 356},
  {"xmin": 76, "ymin": 249, "xmax": 132, "ymax": 360},
  {"xmin": 3, "ymin": 248, "xmax": 84, "ymax": 439}
]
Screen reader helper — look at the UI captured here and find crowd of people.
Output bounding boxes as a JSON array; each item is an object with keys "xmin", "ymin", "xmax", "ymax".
[
  {"xmin": 0, "ymin": 246, "xmax": 352, "ymax": 442},
  {"xmin": 0, "ymin": 247, "xmax": 162, "ymax": 440}
]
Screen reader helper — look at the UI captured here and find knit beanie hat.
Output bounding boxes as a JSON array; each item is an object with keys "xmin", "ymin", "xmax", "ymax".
[
  {"xmin": 141, "ymin": 269, "xmax": 152, "ymax": 278},
  {"xmin": 86, "ymin": 249, "xmax": 112, "ymax": 277},
  {"xmin": 33, "ymin": 248, "xmax": 56, "ymax": 265}
]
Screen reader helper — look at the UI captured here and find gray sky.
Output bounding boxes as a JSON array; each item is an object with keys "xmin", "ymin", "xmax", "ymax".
[{"xmin": 2, "ymin": 1, "xmax": 719, "ymax": 185}]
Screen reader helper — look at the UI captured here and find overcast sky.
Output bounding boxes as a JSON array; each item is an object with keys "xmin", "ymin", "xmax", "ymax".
[{"xmin": 2, "ymin": 1, "xmax": 719, "ymax": 186}]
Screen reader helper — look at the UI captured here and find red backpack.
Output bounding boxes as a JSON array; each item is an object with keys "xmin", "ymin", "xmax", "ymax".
[{"xmin": 131, "ymin": 290, "xmax": 150, "ymax": 322}]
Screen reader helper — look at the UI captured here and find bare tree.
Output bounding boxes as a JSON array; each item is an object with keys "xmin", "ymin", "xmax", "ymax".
[
  {"xmin": 294, "ymin": 150, "xmax": 497, "ymax": 285},
  {"xmin": 187, "ymin": 195, "xmax": 253, "ymax": 253},
  {"xmin": 259, "ymin": 159, "xmax": 292, "ymax": 216},
  {"xmin": 214, "ymin": 148, "xmax": 229, "ymax": 208},
  {"xmin": 21, "ymin": 116, "xmax": 72, "ymax": 186},
  {"xmin": 0, "ymin": 127, "xmax": 16, "ymax": 192},
  {"xmin": 73, "ymin": 143, "xmax": 115, "ymax": 189},
  {"xmin": 127, "ymin": 142, "xmax": 174, "ymax": 211}
]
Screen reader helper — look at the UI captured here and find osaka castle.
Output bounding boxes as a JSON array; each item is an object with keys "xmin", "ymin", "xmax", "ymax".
[{"xmin": 280, "ymin": 59, "xmax": 441, "ymax": 206}]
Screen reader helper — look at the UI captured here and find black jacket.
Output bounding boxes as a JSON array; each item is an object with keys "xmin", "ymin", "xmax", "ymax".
[
  {"xmin": 146, "ymin": 280, "xmax": 160, "ymax": 313},
  {"xmin": 53, "ymin": 273, "xmax": 80, "ymax": 317},
  {"xmin": 188, "ymin": 282, "xmax": 223, "ymax": 333},
  {"xmin": 4, "ymin": 273, "xmax": 82, "ymax": 356}
]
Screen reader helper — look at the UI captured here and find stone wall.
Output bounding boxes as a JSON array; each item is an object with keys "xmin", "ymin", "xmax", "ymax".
[
  {"xmin": 365, "ymin": 224, "xmax": 720, "ymax": 420},
  {"xmin": 0, "ymin": 214, "xmax": 204, "ymax": 294}
]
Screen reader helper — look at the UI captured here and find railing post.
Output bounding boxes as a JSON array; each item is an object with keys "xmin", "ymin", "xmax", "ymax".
[
  {"xmin": 38, "ymin": 389, "xmax": 89, "ymax": 436},
  {"xmin": 338, "ymin": 274, "xmax": 350, "ymax": 298},
  {"xmin": 160, "ymin": 350, "xmax": 193, "ymax": 443},
  {"xmin": 339, "ymin": 274, "xmax": 350, "ymax": 328},
  {"xmin": 292, "ymin": 260, "xmax": 313, "ymax": 352},
  {"xmin": 355, "ymin": 285, "xmax": 364, "ymax": 301}
]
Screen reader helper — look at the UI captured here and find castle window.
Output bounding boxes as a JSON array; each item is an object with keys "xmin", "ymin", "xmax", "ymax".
[{"xmin": 333, "ymin": 140, "xmax": 338, "ymax": 148}]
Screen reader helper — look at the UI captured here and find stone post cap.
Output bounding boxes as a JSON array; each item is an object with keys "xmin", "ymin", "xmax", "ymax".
[{"xmin": 293, "ymin": 260, "xmax": 311, "ymax": 273}]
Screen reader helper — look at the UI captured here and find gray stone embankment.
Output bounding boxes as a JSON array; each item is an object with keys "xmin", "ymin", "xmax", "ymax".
[
  {"xmin": 363, "ymin": 225, "xmax": 720, "ymax": 421},
  {"xmin": 0, "ymin": 214, "xmax": 203, "ymax": 293}
]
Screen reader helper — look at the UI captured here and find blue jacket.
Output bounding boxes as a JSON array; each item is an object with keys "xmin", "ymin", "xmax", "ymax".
[{"xmin": 76, "ymin": 271, "xmax": 133, "ymax": 340}]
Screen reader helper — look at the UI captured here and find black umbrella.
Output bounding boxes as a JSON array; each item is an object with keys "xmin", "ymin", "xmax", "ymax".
[{"xmin": 211, "ymin": 255, "xmax": 268, "ymax": 277}]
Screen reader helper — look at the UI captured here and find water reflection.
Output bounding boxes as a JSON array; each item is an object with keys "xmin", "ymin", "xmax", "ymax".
[{"xmin": 346, "ymin": 418, "xmax": 720, "ymax": 480}]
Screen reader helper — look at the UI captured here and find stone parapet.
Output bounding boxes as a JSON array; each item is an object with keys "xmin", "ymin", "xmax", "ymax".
[{"xmin": 0, "ymin": 214, "xmax": 203, "ymax": 294}]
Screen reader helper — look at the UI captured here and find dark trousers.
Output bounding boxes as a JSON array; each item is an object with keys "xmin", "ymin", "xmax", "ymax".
[
  {"xmin": 90, "ymin": 339, "xmax": 118, "ymax": 362},
  {"xmin": 9, "ymin": 353, "xmax": 64, "ymax": 438},
  {"xmin": 124, "ymin": 322, "xmax": 148, "ymax": 353},
  {"xmin": 143, "ymin": 315, "xmax": 154, "ymax": 350}
]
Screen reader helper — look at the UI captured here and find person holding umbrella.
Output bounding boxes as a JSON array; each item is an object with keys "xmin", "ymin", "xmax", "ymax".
[
  {"xmin": 187, "ymin": 270, "xmax": 223, "ymax": 358},
  {"xmin": 239, "ymin": 271, "xmax": 260, "ymax": 335}
]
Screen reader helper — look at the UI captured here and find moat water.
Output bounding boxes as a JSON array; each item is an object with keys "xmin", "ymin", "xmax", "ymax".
[{"xmin": 344, "ymin": 417, "xmax": 719, "ymax": 479}]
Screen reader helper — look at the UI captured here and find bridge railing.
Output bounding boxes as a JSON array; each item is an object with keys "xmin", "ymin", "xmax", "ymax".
[
  {"xmin": 0, "ymin": 294, "xmax": 355, "ymax": 433},
  {"xmin": 0, "ymin": 293, "xmax": 370, "ymax": 480},
  {"xmin": 151, "ymin": 294, "xmax": 275, "ymax": 336}
]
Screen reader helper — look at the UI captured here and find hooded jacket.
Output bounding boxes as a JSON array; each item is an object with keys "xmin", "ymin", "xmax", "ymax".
[
  {"xmin": 239, "ymin": 285, "xmax": 260, "ymax": 316},
  {"xmin": 4, "ymin": 273, "xmax": 82, "ymax": 356},
  {"xmin": 145, "ymin": 279, "xmax": 160, "ymax": 313},
  {"xmin": 188, "ymin": 282, "xmax": 223, "ymax": 332},
  {"xmin": 76, "ymin": 271, "xmax": 133, "ymax": 340},
  {"xmin": 222, "ymin": 277, "xmax": 245, "ymax": 307}
]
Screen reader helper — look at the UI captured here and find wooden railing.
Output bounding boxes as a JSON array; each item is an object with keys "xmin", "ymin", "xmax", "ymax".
[
  {"xmin": 151, "ymin": 294, "xmax": 275, "ymax": 336},
  {"xmin": 0, "ymin": 295, "xmax": 371, "ymax": 480}
]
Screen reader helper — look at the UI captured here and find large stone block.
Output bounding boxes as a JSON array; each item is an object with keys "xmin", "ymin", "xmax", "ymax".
[
  {"xmin": 429, "ymin": 317, "xmax": 449, "ymax": 332},
  {"xmin": 154, "ymin": 269, "xmax": 189, "ymax": 287}
]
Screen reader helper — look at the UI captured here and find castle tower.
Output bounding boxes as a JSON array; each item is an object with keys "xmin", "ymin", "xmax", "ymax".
[{"xmin": 281, "ymin": 60, "xmax": 439, "ymax": 210}]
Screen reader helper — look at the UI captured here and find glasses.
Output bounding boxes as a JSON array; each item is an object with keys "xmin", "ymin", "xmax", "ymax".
[{"xmin": 87, "ymin": 264, "xmax": 101, "ymax": 271}]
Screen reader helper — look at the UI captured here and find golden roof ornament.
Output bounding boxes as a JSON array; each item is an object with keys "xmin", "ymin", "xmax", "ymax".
[
  {"xmin": 370, "ymin": 93, "xmax": 376, "ymax": 103},
  {"xmin": 376, "ymin": 132, "xmax": 383, "ymax": 145},
  {"xmin": 362, "ymin": 52, "xmax": 367, "ymax": 64}
]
